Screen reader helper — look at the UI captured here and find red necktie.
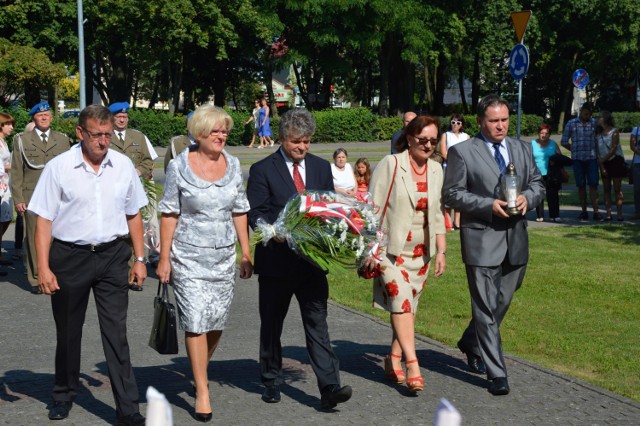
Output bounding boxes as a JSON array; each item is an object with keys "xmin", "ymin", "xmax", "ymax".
[{"xmin": 293, "ymin": 162, "xmax": 305, "ymax": 193}]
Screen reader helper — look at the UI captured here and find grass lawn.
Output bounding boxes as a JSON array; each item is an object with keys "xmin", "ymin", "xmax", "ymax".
[{"xmin": 326, "ymin": 224, "xmax": 640, "ymax": 402}]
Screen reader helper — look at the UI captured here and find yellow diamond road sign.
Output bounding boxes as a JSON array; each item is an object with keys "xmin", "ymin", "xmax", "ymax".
[{"xmin": 511, "ymin": 10, "xmax": 532, "ymax": 44}]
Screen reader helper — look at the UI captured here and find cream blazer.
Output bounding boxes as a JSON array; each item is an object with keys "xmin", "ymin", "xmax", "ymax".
[{"xmin": 369, "ymin": 150, "xmax": 446, "ymax": 258}]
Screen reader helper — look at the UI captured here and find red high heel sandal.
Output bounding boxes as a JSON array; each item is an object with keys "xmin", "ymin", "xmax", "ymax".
[
  {"xmin": 405, "ymin": 359, "xmax": 424, "ymax": 392},
  {"xmin": 384, "ymin": 353, "xmax": 406, "ymax": 384}
]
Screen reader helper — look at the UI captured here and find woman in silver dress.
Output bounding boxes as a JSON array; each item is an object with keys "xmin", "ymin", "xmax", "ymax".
[{"xmin": 157, "ymin": 105, "xmax": 253, "ymax": 422}]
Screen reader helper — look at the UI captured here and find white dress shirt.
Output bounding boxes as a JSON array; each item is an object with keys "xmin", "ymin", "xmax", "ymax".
[
  {"xmin": 28, "ymin": 144, "xmax": 148, "ymax": 244},
  {"xmin": 280, "ymin": 149, "xmax": 306, "ymax": 183}
]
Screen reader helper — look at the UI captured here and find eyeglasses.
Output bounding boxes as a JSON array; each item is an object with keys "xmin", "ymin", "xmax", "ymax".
[
  {"xmin": 451, "ymin": 120, "xmax": 463, "ymax": 126},
  {"xmin": 414, "ymin": 136, "xmax": 438, "ymax": 145},
  {"xmin": 210, "ymin": 129, "xmax": 231, "ymax": 136},
  {"xmin": 82, "ymin": 128, "xmax": 112, "ymax": 140}
]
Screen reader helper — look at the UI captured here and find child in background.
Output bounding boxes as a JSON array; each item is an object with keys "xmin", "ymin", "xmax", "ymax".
[{"xmin": 354, "ymin": 157, "xmax": 371, "ymax": 200}]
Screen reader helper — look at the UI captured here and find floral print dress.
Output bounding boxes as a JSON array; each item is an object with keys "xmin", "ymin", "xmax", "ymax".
[{"xmin": 373, "ymin": 180, "xmax": 430, "ymax": 313}]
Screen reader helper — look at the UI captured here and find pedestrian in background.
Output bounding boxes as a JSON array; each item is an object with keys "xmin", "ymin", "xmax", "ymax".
[
  {"xmin": 531, "ymin": 123, "xmax": 562, "ymax": 222},
  {"xmin": 0, "ymin": 112, "xmax": 15, "ymax": 268},
  {"xmin": 331, "ymin": 148, "xmax": 356, "ymax": 197},
  {"xmin": 595, "ymin": 111, "xmax": 625, "ymax": 221},
  {"xmin": 244, "ymin": 99, "xmax": 260, "ymax": 148},
  {"xmin": 391, "ymin": 111, "xmax": 417, "ymax": 154},
  {"xmin": 630, "ymin": 125, "xmax": 640, "ymax": 220},
  {"xmin": 257, "ymin": 98, "xmax": 274, "ymax": 148},
  {"xmin": 561, "ymin": 102, "xmax": 602, "ymax": 221}
]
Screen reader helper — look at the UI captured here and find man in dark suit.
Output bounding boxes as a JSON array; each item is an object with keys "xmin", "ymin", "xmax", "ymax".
[
  {"xmin": 247, "ymin": 108, "xmax": 352, "ymax": 409},
  {"xmin": 443, "ymin": 95, "xmax": 545, "ymax": 395}
]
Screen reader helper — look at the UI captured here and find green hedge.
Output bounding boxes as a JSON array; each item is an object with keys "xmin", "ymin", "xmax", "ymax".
[{"xmin": 7, "ymin": 105, "xmax": 634, "ymax": 149}]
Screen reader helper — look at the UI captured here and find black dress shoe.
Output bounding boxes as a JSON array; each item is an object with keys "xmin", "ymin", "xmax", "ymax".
[
  {"xmin": 457, "ymin": 341, "xmax": 486, "ymax": 374},
  {"xmin": 195, "ymin": 411, "xmax": 213, "ymax": 422},
  {"xmin": 128, "ymin": 284, "xmax": 143, "ymax": 291},
  {"xmin": 261, "ymin": 385, "xmax": 281, "ymax": 403},
  {"xmin": 320, "ymin": 385, "xmax": 352, "ymax": 409},
  {"xmin": 48, "ymin": 401, "xmax": 72, "ymax": 420},
  {"xmin": 488, "ymin": 377, "xmax": 510, "ymax": 395},
  {"xmin": 116, "ymin": 412, "xmax": 146, "ymax": 426}
]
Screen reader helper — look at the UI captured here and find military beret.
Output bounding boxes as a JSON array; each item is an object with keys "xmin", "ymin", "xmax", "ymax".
[
  {"xmin": 29, "ymin": 102, "xmax": 50, "ymax": 116},
  {"xmin": 186, "ymin": 111, "xmax": 194, "ymax": 125},
  {"xmin": 108, "ymin": 102, "xmax": 130, "ymax": 114}
]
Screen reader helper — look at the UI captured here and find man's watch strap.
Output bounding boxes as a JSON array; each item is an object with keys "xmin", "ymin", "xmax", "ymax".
[{"xmin": 134, "ymin": 256, "xmax": 147, "ymax": 263}]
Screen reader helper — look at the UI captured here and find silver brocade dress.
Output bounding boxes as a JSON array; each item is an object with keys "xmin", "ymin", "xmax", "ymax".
[
  {"xmin": 373, "ymin": 179, "xmax": 430, "ymax": 313},
  {"xmin": 158, "ymin": 147, "xmax": 250, "ymax": 333}
]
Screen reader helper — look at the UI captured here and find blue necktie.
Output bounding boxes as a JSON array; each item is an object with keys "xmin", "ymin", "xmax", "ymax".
[{"xmin": 493, "ymin": 144, "xmax": 506, "ymax": 175}]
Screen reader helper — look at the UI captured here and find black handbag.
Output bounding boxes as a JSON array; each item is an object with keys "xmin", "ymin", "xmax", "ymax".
[{"xmin": 148, "ymin": 282, "xmax": 179, "ymax": 354}]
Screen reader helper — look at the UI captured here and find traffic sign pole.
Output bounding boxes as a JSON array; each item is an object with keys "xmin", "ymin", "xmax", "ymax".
[{"xmin": 510, "ymin": 10, "xmax": 532, "ymax": 140}]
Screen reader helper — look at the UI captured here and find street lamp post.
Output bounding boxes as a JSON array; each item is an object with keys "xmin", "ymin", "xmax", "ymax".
[{"xmin": 77, "ymin": 0, "xmax": 86, "ymax": 109}]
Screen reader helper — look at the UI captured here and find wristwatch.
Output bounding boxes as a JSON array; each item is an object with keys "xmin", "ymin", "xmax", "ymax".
[{"xmin": 134, "ymin": 256, "xmax": 147, "ymax": 263}]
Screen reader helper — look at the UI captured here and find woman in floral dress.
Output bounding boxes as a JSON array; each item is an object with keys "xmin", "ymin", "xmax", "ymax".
[{"xmin": 366, "ymin": 115, "xmax": 447, "ymax": 392}]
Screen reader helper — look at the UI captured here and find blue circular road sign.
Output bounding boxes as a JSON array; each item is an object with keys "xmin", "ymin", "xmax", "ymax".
[
  {"xmin": 509, "ymin": 44, "xmax": 529, "ymax": 81},
  {"xmin": 572, "ymin": 69, "xmax": 589, "ymax": 89}
]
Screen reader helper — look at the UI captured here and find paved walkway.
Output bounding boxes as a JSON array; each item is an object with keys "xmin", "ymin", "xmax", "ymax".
[
  {"xmin": 1, "ymin": 223, "xmax": 639, "ymax": 425},
  {"xmin": 1, "ymin": 141, "xmax": 639, "ymax": 425}
]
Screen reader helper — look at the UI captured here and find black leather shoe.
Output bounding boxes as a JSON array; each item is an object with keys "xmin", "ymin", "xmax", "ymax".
[
  {"xmin": 48, "ymin": 401, "xmax": 72, "ymax": 420},
  {"xmin": 320, "ymin": 385, "xmax": 352, "ymax": 409},
  {"xmin": 261, "ymin": 385, "xmax": 281, "ymax": 403},
  {"xmin": 488, "ymin": 377, "xmax": 510, "ymax": 395},
  {"xmin": 128, "ymin": 284, "xmax": 143, "ymax": 291},
  {"xmin": 195, "ymin": 411, "xmax": 213, "ymax": 422},
  {"xmin": 116, "ymin": 412, "xmax": 146, "ymax": 426},
  {"xmin": 457, "ymin": 341, "xmax": 486, "ymax": 374}
]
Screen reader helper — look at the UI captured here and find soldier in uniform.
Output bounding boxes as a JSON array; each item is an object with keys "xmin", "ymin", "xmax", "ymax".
[
  {"xmin": 163, "ymin": 111, "xmax": 195, "ymax": 172},
  {"xmin": 108, "ymin": 102, "xmax": 159, "ymax": 290},
  {"xmin": 11, "ymin": 102, "xmax": 70, "ymax": 294}
]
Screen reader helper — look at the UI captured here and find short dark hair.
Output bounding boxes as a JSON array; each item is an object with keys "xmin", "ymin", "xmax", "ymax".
[
  {"xmin": 581, "ymin": 102, "xmax": 594, "ymax": 112},
  {"xmin": 333, "ymin": 148, "xmax": 348, "ymax": 160},
  {"xmin": 476, "ymin": 94, "xmax": 510, "ymax": 119},
  {"xmin": 79, "ymin": 105, "xmax": 114, "ymax": 128}
]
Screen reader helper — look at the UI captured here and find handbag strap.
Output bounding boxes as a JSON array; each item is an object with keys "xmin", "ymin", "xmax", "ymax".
[
  {"xmin": 379, "ymin": 156, "xmax": 398, "ymax": 223},
  {"xmin": 156, "ymin": 281, "xmax": 170, "ymax": 301}
]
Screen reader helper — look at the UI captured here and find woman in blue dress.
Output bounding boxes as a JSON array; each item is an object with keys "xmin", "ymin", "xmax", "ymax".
[
  {"xmin": 157, "ymin": 105, "xmax": 253, "ymax": 422},
  {"xmin": 257, "ymin": 97, "xmax": 274, "ymax": 148}
]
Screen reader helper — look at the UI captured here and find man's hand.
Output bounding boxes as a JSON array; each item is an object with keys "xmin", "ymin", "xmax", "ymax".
[
  {"xmin": 15, "ymin": 202, "xmax": 27, "ymax": 214},
  {"xmin": 492, "ymin": 199, "xmax": 509, "ymax": 218},
  {"xmin": 516, "ymin": 194, "xmax": 528, "ymax": 215},
  {"xmin": 129, "ymin": 261, "xmax": 147, "ymax": 288},
  {"xmin": 239, "ymin": 255, "xmax": 253, "ymax": 279},
  {"xmin": 38, "ymin": 267, "xmax": 60, "ymax": 295}
]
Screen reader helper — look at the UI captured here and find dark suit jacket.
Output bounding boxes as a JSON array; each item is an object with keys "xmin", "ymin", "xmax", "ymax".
[
  {"xmin": 247, "ymin": 150, "xmax": 334, "ymax": 277},
  {"xmin": 443, "ymin": 135, "xmax": 545, "ymax": 267}
]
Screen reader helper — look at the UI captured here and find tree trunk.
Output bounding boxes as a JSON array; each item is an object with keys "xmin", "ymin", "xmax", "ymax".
[
  {"xmin": 292, "ymin": 62, "xmax": 310, "ymax": 107},
  {"xmin": 213, "ymin": 60, "xmax": 227, "ymax": 108},
  {"xmin": 457, "ymin": 55, "xmax": 468, "ymax": 114},
  {"xmin": 377, "ymin": 34, "xmax": 394, "ymax": 117},
  {"xmin": 471, "ymin": 51, "xmax": 481, "ymax": 113}
]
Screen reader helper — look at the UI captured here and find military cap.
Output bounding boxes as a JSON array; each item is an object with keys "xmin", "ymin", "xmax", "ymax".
[
  {"xmin": 29, "ymin": 102, "xmax": 51, "ymax": 116},
  {"xmin": 108, "ymin": 102, "xmax": 130, "ymax": 114}
]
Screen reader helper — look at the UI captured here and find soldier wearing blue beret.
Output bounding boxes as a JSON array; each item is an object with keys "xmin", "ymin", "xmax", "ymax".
[
  {"xmin": 11, "ymin": 101, "xmax": 70, "ymax": 294},
  {"xmin": 108, "ymin": 101, "xmax": 159, "ymax": 290}
]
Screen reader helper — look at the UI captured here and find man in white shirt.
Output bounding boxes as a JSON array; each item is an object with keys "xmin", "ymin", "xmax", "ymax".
[{"xmin": 28, "ymin": 105, "xmax": 148, "ymax": 426}]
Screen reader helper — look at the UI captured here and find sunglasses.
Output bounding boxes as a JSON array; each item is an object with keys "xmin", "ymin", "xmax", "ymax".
[
  {"xmin": 414, "ymin": 137, "xmax": 438, "ymax": 145},
  {"xmin": 451, "ymin": 120, "xmax": 463, "ymax": 126}
]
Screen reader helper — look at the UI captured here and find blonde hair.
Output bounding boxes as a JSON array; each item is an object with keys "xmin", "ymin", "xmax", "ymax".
[{"xmin": 187, "ymin": 104, "xmax": 233, "ymax": 140}]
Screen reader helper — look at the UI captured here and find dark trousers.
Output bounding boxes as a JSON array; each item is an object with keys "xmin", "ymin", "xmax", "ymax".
[
  {"xmin": 458, "ymin": 260, "xmax": 527, "ymax": 379},
  {"xmin": 50, "ymin": 239, "xmax": 139, "ymax": 417},
  {"xmin": 258, "ymin": 268, "xmax": 340, "ymax": 392},
  {"xmin": 14, "ymin": 214, "xmax": 23, "ymax": 250},
  {"xmin": 536, "ymin": 175, "xmax": 560, "ymax": 219}
]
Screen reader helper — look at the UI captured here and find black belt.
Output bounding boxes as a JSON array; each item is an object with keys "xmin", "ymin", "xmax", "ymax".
[{"xmin": 53, "ymin": 237, "xmax": 127, "ymax": 252}]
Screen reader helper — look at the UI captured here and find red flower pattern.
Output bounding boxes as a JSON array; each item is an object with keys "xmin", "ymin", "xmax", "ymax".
[
  {"xmin": 385, "ymin": 281, "xmax": 399, "ymax": 299},
  {"xmin": 406, "ymin": 231, "xmax": 412, "ymax": 242},
  {"xmin": 416, "ymin": 197, "xmax": 427, "ymax": 210},
  {"xmin": 401, "ymin": 299, "xmax": 412, "ymax": 313},
  {"xmin": 416, "ymin": 182, "xmax": 427, "ymax": 192},
  {"xmin": 395, "ymin": 255, "xmax": 405, "ymax": 266},
  {"xmin": 412, "ymin": 244, "xmax": 425, "ymax": 258},
  {"xmin": 401, "ymin": 269, "xmax": 410, "ymax": 283},
  {"xmin": 412, "ymin": 288, "xmax": 417, "ymax": 297},
  {"xmin": 417, "ymin": 264, "xmax": 429, "ymax": 276}
]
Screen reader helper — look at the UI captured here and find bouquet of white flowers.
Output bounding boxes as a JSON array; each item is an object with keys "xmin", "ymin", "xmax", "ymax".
[{"xmin": 252, "ymin": 191, "xmax": 384, "ymax": 274}]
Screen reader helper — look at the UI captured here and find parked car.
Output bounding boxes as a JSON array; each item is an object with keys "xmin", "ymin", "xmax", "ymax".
[{"xmin": 62, "ymin": 109, "xmax": 80, "ymax": 118}]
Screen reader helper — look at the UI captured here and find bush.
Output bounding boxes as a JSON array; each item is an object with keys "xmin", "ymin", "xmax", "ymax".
[
  {"xmin": 612, "ymin": 112, "xmax": 640, "ymax": 132},
  {"xmin": 378, "ymin": 116, "xmax": 402, "ymax": 140},
  {"xmin": 313, "ymin": 108, "xmax": 379, "ymax": 143}
]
